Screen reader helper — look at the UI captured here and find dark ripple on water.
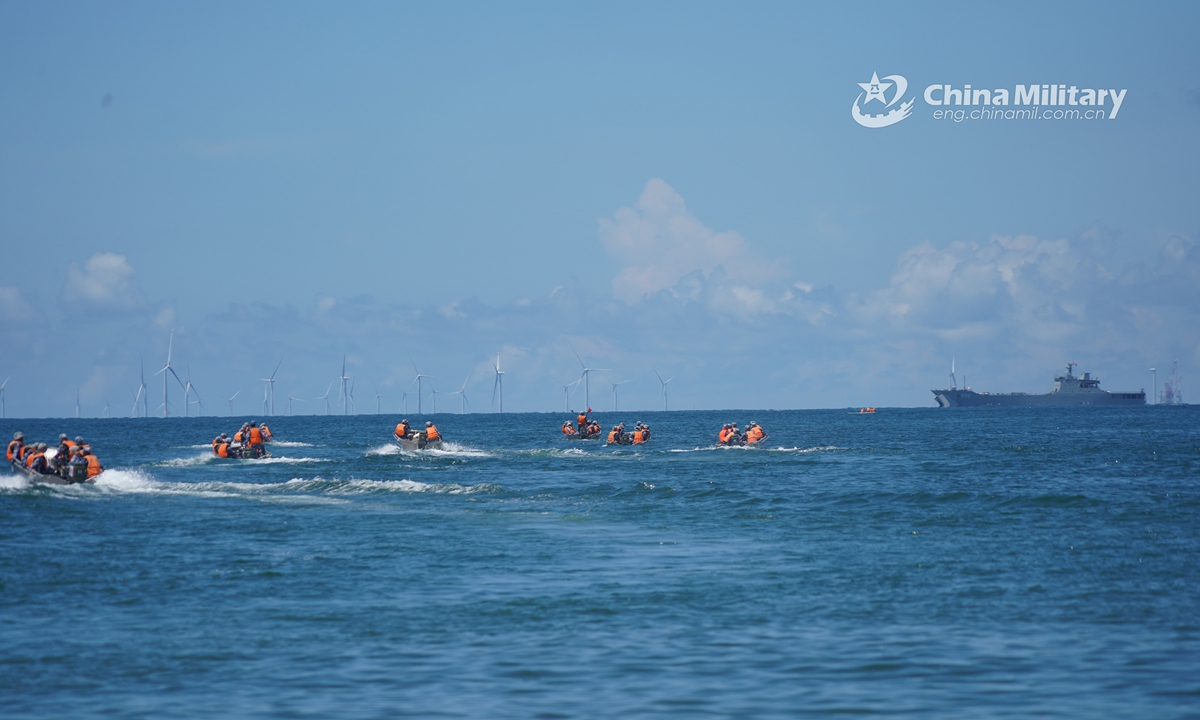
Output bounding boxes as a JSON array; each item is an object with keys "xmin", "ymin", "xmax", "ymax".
[{"xmin": 2, "ymin": 407, "xmax": 1199, "ymax": 718}]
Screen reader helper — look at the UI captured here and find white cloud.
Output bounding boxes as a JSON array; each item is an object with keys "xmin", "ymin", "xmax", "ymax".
[
  {"xmin": 60, "ymin": 252, "xmax": 146, "ymax": 314},
  {"xmin": 0, "ymin": 286, "xmax": 38, "ymax": 323},
  {"xmin": 600, "ymin": 179, "xmax": 782, "ymax": 306}
]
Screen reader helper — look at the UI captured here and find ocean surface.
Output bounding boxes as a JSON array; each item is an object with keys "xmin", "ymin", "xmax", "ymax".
[{"xmin": 2, "ymin": 407, "xmax": 1198, "ymax": 718}]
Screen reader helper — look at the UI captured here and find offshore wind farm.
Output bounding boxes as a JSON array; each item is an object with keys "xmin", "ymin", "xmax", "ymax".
[{"xmin": 3, "ymin": 4, "xmax": 1199, "ymax": 719}]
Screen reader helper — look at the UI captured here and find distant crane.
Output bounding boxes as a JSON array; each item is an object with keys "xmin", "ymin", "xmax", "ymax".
[{"xmin": 1161, "ymin": 360, "xmax": 1183, "ymax": 405}]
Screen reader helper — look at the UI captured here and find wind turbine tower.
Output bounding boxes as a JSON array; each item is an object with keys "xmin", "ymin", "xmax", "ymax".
[
  {"xmin": 561, "ymin": 378, "xmax": 581, "ymax": 412},
  {"xmin": 492, "ymin": 353, "xmax": 504, "ymax": 413},
  {"xmin": 408, "ymin": 354, "xmax": 436, "ymax": 414},
  {"xmin": 339, "ymin": 356, "xmax": 352, "ymax": 415},
  {"xmin": 606, "ymin": 377, "xmax": 631, "ymax": 411},
  {"xmin": 571, "ymin": 345, "xmax": 610, "ymax": 411},
  {"xmin": 0, "ymin": 377, "xmax": 8, "ymax": 419},
  {"xmin": 450, "ymin": 376, "xmax": 470, "ymax": 414},
  {"xmin": 319, "ymin": 381, "xmax": 333, "ymax": 415},
  {"xmin": 155, "ymin": 331, "xmax": 185, "ymax": 417},
  {"xmin": 654, "ymin": 370, "xmax": 674, "ymax": 411},
  {"xmin": 226, "ymin": 390, "xmax": 240, "ymax": 416},
  {"xmin": 132, "ymin": 359, "xmax": 149, "ymax": 418},
  {"xmin": 260, "ymin": 359, "xmax": 283, "ymax": 416}
]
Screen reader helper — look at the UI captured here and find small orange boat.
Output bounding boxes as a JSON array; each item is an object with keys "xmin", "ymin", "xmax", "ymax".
[{"xmin": 859, "ymin": 407, "xmax": 876, "ymax": 414}]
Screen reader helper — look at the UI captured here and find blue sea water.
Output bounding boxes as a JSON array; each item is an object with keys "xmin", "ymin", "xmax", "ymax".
[{"xmin": 2, "ymin": 407, "xmax": 1198, "ymax": 718}]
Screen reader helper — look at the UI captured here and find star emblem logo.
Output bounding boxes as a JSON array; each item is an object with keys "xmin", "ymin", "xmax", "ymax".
[
  {"xmin": 851, "ymin": 71, "xmax": 913, "ymax": 129},
  {"xmin": 858, "ymin": 72, "xmax": 892, "ymax": 106}
]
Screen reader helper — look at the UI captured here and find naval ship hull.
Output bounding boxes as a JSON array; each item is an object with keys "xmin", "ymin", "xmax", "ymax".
[
  {"xmin": 933, "ymin": 389, "xmax": 1145, "ymax": 407},
  {"xmin": 933, "ymin": 364, "xmax": 1145, "ymax": 408}
]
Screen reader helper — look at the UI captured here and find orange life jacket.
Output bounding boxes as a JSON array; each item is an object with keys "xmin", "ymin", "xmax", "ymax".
[
  {"xmin": 396, "ymin": 423, "xmax": 409, "ymax": 437},
  {"xmin": 26, "ymin": 450, "xmax": 45, "ymax": 469},
  {"xmin": 262, "ymin": 426, "xmax": 272, "ymax": 440},
  {"xmin": 6, "ymin": 440, "xmax": 21, "ymax": 462},
  {"xmin": 577, "ymin": 413, "xmax": 587, "ymax": 426},
  {"xmin": 216, "ymin": 442, "xmax": 229, "ymax": 458},
  {"xmin": 425, "ymin": 425, "xmax": 440, "ymax": 441},
  {"xmin": 607, "ymin": 428, "xmax": 620, "ymax": 443},
  {"xmin": 212, "ymin": 438, "xmax": 220, "ymax": 454},
  {"xmin": 85, "ymin": 454, "xmax": 102, "ymax": 478},
  {"xmin": 563, "ymin": 423, "xmax": 576, "ymax": 435},
  {"xmin": 19, "ymin": 445, "xmax": 34, "ymax": 462},
  {"xmin": 718, "ymin": 429, "xmax": 729, "ymax": 443},
  {"xmin": 249, "ymin": 428, "xmax": 264, "ymax": 445},
  {"xmin": 234, "ymin": 430, "xmax": 245, "ymax": 443},
  {"xmin": 632, "ymin": 430, "xmax": 646, "ymax": 444},
  {"xmin": 746, "ymin": 427, "xmax": 763, "ymax": 443}
]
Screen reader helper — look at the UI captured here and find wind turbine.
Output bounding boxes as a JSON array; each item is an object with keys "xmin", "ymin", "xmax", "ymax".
[
  {"xmin": 347, "ymin": 377, "xmax": 356, "ymax": 414},
  {"xmin": 430, "ymin": 387, "xmax": 439, "ymax": 414},
  {"xmin": 949, "ymin": 356, "xmax": 957, "ymax": 390},
  {"xmin": 103, "ymin": 397, "xmax": 112, "ymax": 418},
  {"xmin": 654, "ymin": 370, "xmax": 674, "ymax": 411},
  {"xmin": 0, "ymin": 377, "xmax": 7, "ymax": 418},
  {"xmin": 318, "ymin": 381, "xmax": 333, "ymax": 415},
  {"xmin": 132, "ymin": 358, "xmax": 148, "ymax": 417},
  {"xmin": 561, "ymin": 378, "xmax": 581, "ymax": 412},
  {"xmin": 154, "ymin": 331, "xmax": 186, "ymax": 417},
  {"xmin": 339, "ymin": 356, "xmax": 352, "ymax": 415},
  {"xmin": 75, "ymin": 389, "xmax": 80, "ymax": 418},
  {"xmin": 407, "ymin": 354, "xmax": 436, "ymax": 414},
  {"xmin": 571, "ymin": 345, "xmax": 609, "ymax": 410},
  {"xmin": 448, "ymin": 376, "xmax": 470, "ymax": 414},
  {"xmin": 400, "ymin": 391, "xmax": 409, "ymax": 414},
  {"xmin": 491, "ymin": 353, "xmax": 504, "ymax": 413},
  {"xmin": 374, "ymin": 387, "xmax": 384, "ymax": 414},
  {"xmin": 260, "ymin": 358, "xmax": 283, "ymax": 416},
  {"xmin": 182, "ymin": 366, "xmax": 200, "ymax": 418},
  {"xmin": 226, "ymin": 390, "xmax": 240, "ymax": 416},
  {"xmin": 605, "ymin": 376, "xmax": 632, "ymax": 411},
  {"xmin": 287, "ymin": 395, "xmax": 303, "ymax": 416}
]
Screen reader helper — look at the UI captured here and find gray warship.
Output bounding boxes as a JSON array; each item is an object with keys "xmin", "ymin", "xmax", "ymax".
[{"xmin": 933, "ymin": 363, "xmax": 1145, "ymax": 408}]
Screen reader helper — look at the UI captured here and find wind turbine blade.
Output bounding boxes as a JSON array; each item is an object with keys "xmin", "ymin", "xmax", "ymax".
[
  {"xmin": 169, "ymin": 366, "xmax": 186, "ymax": 389},
  {"xmin": 570, "ymin": 344, "xmax": 586, "ymax": 369},
  {"xmin": 270, "ymin": 358, "xmax": 283, "ymax": 380},
  {"xmin": 654, "ymin": 369, "xmax": 664, "ymax": 384}
]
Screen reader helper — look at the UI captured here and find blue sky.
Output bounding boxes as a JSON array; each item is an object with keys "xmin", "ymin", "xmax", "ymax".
[{"xmin": 1, "ymin": 1, "xmax": 1198, "ymax": 416}]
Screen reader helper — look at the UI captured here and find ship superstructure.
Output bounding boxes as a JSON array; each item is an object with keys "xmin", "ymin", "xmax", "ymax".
[{"xmin": 933, "ymin": 363, "xmax": 1145, "ymax": 408}]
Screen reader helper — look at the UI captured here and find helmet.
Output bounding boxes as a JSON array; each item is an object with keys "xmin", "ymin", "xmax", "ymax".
[
  {"xmin": 250, "ymin": 421, "xmax": 257, "ymax": 427},
  {"xmin": 60, "ymin": 434, "xmax": 68, "ymax": 440},
  {"xmin": 75, "ymin": 437, "xmax": 84, "ymax": 445},
  {"xmin": 425, "ymin": 421, "xmax": 432, "ymax": 427},
  {"xmin": 13, "ymin": 432, "xmax": 23, "ymax": 440},
  {"xmin": 37, "ymin": 443, "xmax": 47, "ymax": 450},
  {"xmin": 402, "ymin": 419, "xmax": 408, "ymax": 424}
]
